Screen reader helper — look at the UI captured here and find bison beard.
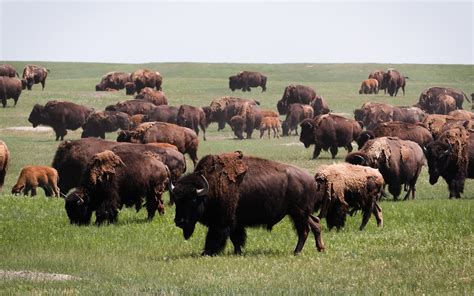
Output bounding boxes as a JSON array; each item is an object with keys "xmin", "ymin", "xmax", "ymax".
[{"xmin": 170, "ymin": 151, "xmax": 325, "ymax": 256}]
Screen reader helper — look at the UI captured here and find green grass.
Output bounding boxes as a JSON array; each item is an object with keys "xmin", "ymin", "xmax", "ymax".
[{"xmin": 0, "ymin": 61, "xmax": 473, "ymax": 295}]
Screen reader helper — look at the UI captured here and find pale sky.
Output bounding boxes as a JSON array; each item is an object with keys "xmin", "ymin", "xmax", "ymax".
[{"xmin": 1, "ymin": 0, "xmax": 473, "ymax": 64}]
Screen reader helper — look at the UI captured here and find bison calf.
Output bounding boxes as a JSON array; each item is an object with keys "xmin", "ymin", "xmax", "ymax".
[
  {"xmin": 260, "ymin": 116, "xmax": 281, "ymax": 139},
  {"xmin": 12, "ymin": 166, "xmax": 60, "ymax": 197}
]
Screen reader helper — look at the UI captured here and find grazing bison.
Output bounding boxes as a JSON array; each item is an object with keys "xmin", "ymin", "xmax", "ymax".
[
  {"xmin": 277, "ymin": 84, "xmax": 316, "ymax": 115},
  {"xmin": 0, "ymin": 76, "xmax": 22, "ymax": 107},
  {"xmin": 11, "ymin": 166, "xmax": 59, "ymax": 197},
  {"xmin": 127, "ymin": 69, "xmax": 162, "ymax": 95},
  {"xmin": 117, "ymin": 122, "xmax": 199, "ymax": 166},
  {"xmin": 359, "ymin": 79, "xmax": 379, "ymax": 94},
  {"xmin": 170, "ymin": 151, "xmax": 325, "ymax": 255},
  {"xmin": 142, "ymin": 105, "xmax": 179, "ymax": 124},
  {"xmin": 381, "ymin": 69, "xmax": 407, "ymax": 96},
  {"xmin": 177, "ymin": 105, "xmax": 207, "ymax": 141},
  {"xmin": 299, "ymin": 114, "xmax": 362, "ymax": 159},
  {"xmin": 0, "ymin": 141, "xmax": 9, "ymax": 190},
  {"xmin": 346, "ymin": 137, "xmax": 426, "ymax": 200},
  {"xmin": 422, "ymin": 114, "xmax": 473, "ymax": 139},
  {"xmin": 229, "ymin": 105, "xmax": 262, "ymax": 140},
  {"xmin": 22, "ymin": 65, "xmax": 49, "ymax": 90},
  {"xmin": 105, "ymin": 99, "xmax": 156, "ymax": 115},
  {"xmin": 281, "ymin": 104, "xmax": 314, "ymax": 136},
  {"xmin": 95, "ymin": 72, "xmax": 131, "ymax": 91},
  {"xmin": 65, "ymin": 150, "xmax": 169, "ymax": 225},
  {"xmin": 52, "ymin": 138, "xmax": 185, "ymax": 194},
  {"xmin": 356, "ymin": 121, "xmax": 433, "ymax": 148},
  {"xmin": 206, "ymin": 97, "xmax": 259, "ymax": 131},
  {"xmin": 418, "ymin": 87, "xmax": 470, "ymax": 111},
  {"xmin": 368, "ymin": 70, "xmax": 385, "ymax": 93},
  {"xmin": 424, "ymin": 127, "xmax": 473, "ymax": 198},
  {"xmin": 314, "ymin": 163, "xmax": 384, "ymax": 230},
  {"xmin": 135, "ymin": 87, "xmax": 168, "ymax": 106},
  {"xmin": 0, "ymin": 64, "xmax": 19, "ymax": 77},
  {"xmin": 81, "ymin": 111, "xmax": 131, "ymax": 139},
  {"xmin": 229, "ymin": 71, "xmax": 267, "ymax": 92},
  {"xmin": 260, "ymin": 116, "xmax": 281, "ymax": 139},
  {"xmin": 28, "ymin": 100, "xmax": 94, "ymax": 141},
  {"xmin": 310, "ymin": 95, "xmax": 330, "ymax": 116}
]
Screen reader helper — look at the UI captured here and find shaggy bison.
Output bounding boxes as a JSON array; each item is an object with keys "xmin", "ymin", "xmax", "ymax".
[
  {"xmin": 170, "ymin": 151, "xmax": 325, "ymax": 256},
  {"xmin": 11, "ymin": 166, "xmax": 60, "ymax": 197},
  {"xmin": 142, "ymin": 105, "xmax": 179, "ymax": 124},
  {"xmin": 277, "ymin": 84, "xmax": 316, "ymax": 115},
  {"xmin": 381, "ymin": 69, "xmax": 407, "ymax": 96},
  {"xmin": 135, "ymin": 87, "xmax": 168, "ymax": 106},
  {"xmin": 0, "ymin": 76, "xmax": 22, "ymax": 107},
  {"xmin": 229, "ymin": 71, "xmax": 267, "ymax": 92},
  {"xmin": 229, "ymin": 104, "xmax": 262, "ymax": 140},
  {"xmin": 22, "ymin": 65, "xmax": 49, "ymax": 90},
  {"xmin": 310, "ymin": 95, "xmax": 330, "ymax": 116},
  {"xmin": 28, "ymin": 100, "xmax": 94, "ymax": 141},
  {"xmin": 105, "ymin": 99, "xmax": 156, "ymax": 115},
  {"xmin": 0, "ymin": 64, "xmax": 19, "ymax": 77},
  {"xmin": 418, "ymin": 87, "xmax": 470, "ymax": 111},
  {"xmin": 0, "ymin": 141, "xmax": 9, "ymax": 190},
  {"xmin": 281, "ymin": 104, "xmax": 314, "ymax": 136},
  {"xmin": 95, "ymin": 72, "xmax": 131, "ymax": 91},
  {"xmin": 126, "ymin": 69, "xmax": 162, "ymax": 95},
  {"xmin": 81, "ymin": 111, "xmax": 131, "ymax": 139},
  {"xmin": 177, "ymin": 105, "xmax": 207, "ymax": 141},
  {"xmin": 205, "ymin": 97, "xmax": 259, "ymax": 131}
]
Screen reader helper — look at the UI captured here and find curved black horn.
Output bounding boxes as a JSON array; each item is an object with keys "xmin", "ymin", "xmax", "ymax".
[
  {"xmin": 353, "ymin": 154, "xmax": 367, "ymax": 165},
  {"xmin": 165, "ymin": 166, "xmax": 175, "ymax": 192},
  {"xmin": 196, "ymin": 175, "xmax": 209, "ymax": 196}
]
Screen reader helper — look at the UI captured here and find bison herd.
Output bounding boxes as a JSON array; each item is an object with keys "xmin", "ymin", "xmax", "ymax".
[{"xmin": 0, "ymin": 64, "xmax": 473, "ymax": 256}]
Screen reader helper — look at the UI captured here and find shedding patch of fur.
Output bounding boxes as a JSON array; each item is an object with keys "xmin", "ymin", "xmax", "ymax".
[{"xmin": 87, "ymin": 150, "xmax": 125, "ymax": 186}]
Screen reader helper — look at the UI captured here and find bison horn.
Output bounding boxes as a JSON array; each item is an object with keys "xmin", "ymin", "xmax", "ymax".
[
  {"xmin": 196, "ymin": 175, "xmax": 209, "ymax": 196},
  {"xmin": 165, "ymin": 166, "xmax": 175, "ymax": 192},
  {"xmin": 353, "ymin": 154, "xmax": 366, "ymax": 165}
]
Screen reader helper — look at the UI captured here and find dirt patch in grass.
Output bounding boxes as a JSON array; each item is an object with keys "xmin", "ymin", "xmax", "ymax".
[
  {"xmin": 0, "ymin": 270, "xmax": 81, "ymax": 281},
  {"xmin": 0, "ymin": 126, "xmax": 53, "ymax": 132}
]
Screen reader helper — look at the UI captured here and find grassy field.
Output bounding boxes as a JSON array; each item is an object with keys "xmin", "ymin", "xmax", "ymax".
[{"xmin": 0, "ymin": 61, "xmax": 473, "ymax": 295}]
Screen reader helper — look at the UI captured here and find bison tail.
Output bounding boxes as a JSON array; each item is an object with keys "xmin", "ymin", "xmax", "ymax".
[
  {"xmin": 46, "ymin": 69, "xmax": 51, "ymax": 73},
  {"xmin": 405, "ymin": 76, "xmax": 410, "ymax": 79},
  {"xmin": 463, "ymin": 91, "xmax": 471, "ymax": 103}
]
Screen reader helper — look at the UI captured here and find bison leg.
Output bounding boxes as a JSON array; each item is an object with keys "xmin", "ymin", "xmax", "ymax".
[
  {"xmin": 30, "ymin": 186, "xmax": 37, "ymax": 197},
  {"xmin": 330, "ymin": 146, "xmax": 338, "ymax": 159},
  {"xmin": 308, "ymin": 215, "xmax": 325, "ymax": 252},
  {"xmin": 359, "ymin": 206, "xmax": 372, "ymax": 231},
  {"xmin": 346, "ymin": 143, "xmax": 353, "ymax": 153},
  {"xmin": 188, "ymin": 150, "xmax": 198, "ymax": 167},
  {"xmin": 292, "ymin": 217, "xmax": 310, "ymax": 254},
  {"xmin": 41, "ymin": 79, "xmax": 46, "ymax": 90},
  {"xmin": 203, "ymin": 226, "xmax": 229, "ymax": 256},
  {"xmin": 229, "ymin": 226, "xmax": 247, "ymax": 255},
  {"xmin": 373, "ymin": 202, "xmax": 383, "ymax": 228},
  {"xmin": 260, "ymin": 129, "xmax": 264, "ymax": 138},
  {"xmin": 312, "ymin": 145, "xmax": 322, "ymax": 159},
  {"xmin": 1, "ymin": 97, "xmax": 6, "ymax": 108}
]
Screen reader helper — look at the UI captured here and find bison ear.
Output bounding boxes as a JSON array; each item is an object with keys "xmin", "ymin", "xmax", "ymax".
[{"xmin": 234, "ymin": 150, "xmax": 244, "ymax": 159}]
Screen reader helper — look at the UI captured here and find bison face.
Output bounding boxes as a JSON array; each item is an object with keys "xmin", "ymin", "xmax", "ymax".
[
  {"xmin": 65, "ymin": 189, "xmax": 92, "ymax": 225},
  {"xmin": 277, "ymin": 100, "xmax": 287, "ymax": 115},
  {"xmin": 171, "ymin": 174, "xmax": 209, "ymax": 240},
  {"xmin": 424, "ymin": 142, "xmax": 451, "ymax": 185},
  {"xmin": 95, "ymin": 84, "xmax": 106, "ymax": 91},
  {"xmin": 356, "ymin": 131, "xmax": 374, "ymax": 149},
  {"xmin": 125, "ymin": 82, "xmax": 136, "ymax": 95},
  {"xmin": 299, "ymin": 119, "xmax": 315, "ymax": 148},
  {"xmin": 229, "ymin": 76, "xmax": 242, "ymax": 91},
  {"xmin": 28, "ymin": 104, "xmax": 46, "ymax": 128},
  {"xmin": 281, "ymin": 121, "xmax": 290, "ymax": 136},
  {"xmin": 230, "ymin": 116, "xmax": 245, "ymax": 140},
  {"xmin": 11, "ymin": 184, "xmax": 24, "ymax": 195},
  {"xmin": 117, "ymin": 130, "xmax": 132, "ymax": 142}
]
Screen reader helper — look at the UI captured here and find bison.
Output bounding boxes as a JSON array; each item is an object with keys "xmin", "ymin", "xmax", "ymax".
[
  {"xmin": 135, "ymin": 87, "xmax": 168, "ymax": 106},
  {"xmin": 0, "ymin": 141, "xmax": 9, "ymax": 190},
  {"xmin": 0, "ymin": 64, "xmax": 19, "ymax": 77},
  {"xmin": 448, "ymin": 110, "xmax": 474, "ymax": 121},
  {"xmin": 95, "ymin": 72, "xmax": 131, "ymax": 91},
  {"xmin": 22, "ymin": 65, "xmax": 49, "ymax": 90},
  {"xmin": 65, "ymin": 150, "xmax": 169, "ymax": 225},
  {"xmin": 205, "ymin": 97, "xmax": 259, "ymax": 131},
  {"xmin": 299, "ymin": 114, "xmax": 362, "ymax": 159},
  {"xmin": 277, "ymin": 84, "xmax": 316, "ymax": 115},
  {"xmin": 142, "ymin": 105, "xmax": 179, "ymax": 124},
  {"xmin": 368, "ymin": 70, "xmax": 385, "ymax": 93},
  {"xmin": 117, "ymin": 122, "xmax": 199, "ymax": 166},
  {"xmin": 359, "ymin": 79, "xmax": 379, "ymax": 94},
  {"xmin": 310, "ymin": 95, "xmax": 330, "ymax": 116},
  {"xmin": 177, "ymin": 105, "xmax": 207, "ymax": 141},
  {"xmin": 0, "ymin": 76, "xmax": 22, "ymax": 107},
  {"xmin": 418, "ymin": 86, "xmax": 470, "ymax": 111},
  {"xmin": 169, "ymin": 151, "xmax": 325, "ymax": 255},
  {"xmin": 81, "ymin": 111, "xmax": 131, "ymax": 139},
  {"xmin": 229, "ymin": 71, "xmax": 267, "ymax": 92},
  {"xmin": 314, "ymin": 163, "xmax": 384, "ymax": 230},
  {"xmin": 346, "ymin": 137, "xmax": 426, "ymax": 200},
  {"xmin": 381, "ymin": 69, "xmax": 407, "ymax": 96},
  {"xmin": 127, "ymin": 69, "xmax": 163, "ymax": 94},
  {"xmin": 259, "ymin": 116, "xmax": 281, "ymax": 139},
  {"xmin": 281, "ymin": 104, "xmax": 314, "ymax": 136},
  {"xmin": 28, "ymin": 100, "xmax": 94, "ymax": 141},
  {"xmin": 228, "ymin": 104, "xmax": 262, "ymax": 140},
  {"xmin": 228, "ymin": 75, "xmax": 243, "ymax": 91},
  {"xmin": 11, "ymin": 166, "xmax": 60, "ymax": 197},
  {"xmin": 105, "ymin": 99, "xmax": 156, "ymax": 115}
]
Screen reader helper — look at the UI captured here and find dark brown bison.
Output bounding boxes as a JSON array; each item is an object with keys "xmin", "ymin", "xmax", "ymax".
[
  {"xmin": 356, "ymin": 121, "xmax": 433, "ymax": 148},
  {"xmin": 346, "ymin": 137, "xmax": 426, "ymax": 200},
  {"xmin": 418, "ymin": 87, "xmax": 470, "ymax": 111},
  {"xmin": 368, "ymin": 70, "xmax": 385, "ymax": 93},
  {"xmin": 229, "ymin": 71, "xmax": 267, "ymax": 92},
  {"xmin": 281, "ymin": 104, "xmax": 314, "ymax": 136},
  {"xmin": 126, "ymin": 69, "xmax": 162, "ymax": 95},
  {"xmin": 117, "ymin": 122, "xmax": 199, "ymax": 166},
  {"xmin": 315, "ymin": 163, "xmax": 384, "ymax": 230},
  {"xmin": 135, "ymin": 87, "xmax": 168, "ymax": 106},
  {"xmin": 22, "ymin": 65, "xmax": 49, "ymax": 90},
  {"xmin": 142, "ymin": 105, "xmax": 179, "ymax": 124},
  {"xmin": 28, "ymin": 100, "xmax": 94, "ymax": 140},
  {"xmin": 424, "ymin": 127, "xmax": 473, "ymax": 198},
  {"xmin": 0, "ymin": 141, "xmax": 9, "ymax": 190},
  {"xmin": 381, "ymin": 69, "xmax": 407, "ymax": 96},
  {"xmin": 310, "ymin": 95, "xmax": 330, "ymax": 116},
  {"xmin": 0, "ymin": 64, "xmax": 19, "ymax": 77},
  {"xmin": 229, "ymin": 105, "xmax": 262, "ymax": 140},
  {"xmin": 65, "ymin": 150, "xmax": 169, "ymax": 225},
  {"xmin": 422, "ymin": 114, "xmax": 474, "ymax": 139},
  {"xmin": 52, "ymin": 138, "xmax": 186, "ymax": 194},
  {"xmin": 95, "ymin": 72, "xmax": 131, "ymax": 91},
  {"xmin": 105, "ymin": 99, "xmax": 156, "ymax": 115},
  {"xmin": 81, "ymin": 111, "xmax": 131, "ymax": 139},
  {"xmin": 177, "ymin": 105, "xmax": 207, "ymax": 141},
  {"xmin": 356, "ymin": 102, "xmax": 425, "ymax": 130},
  {"xmin": 299, "ymin": 114, "xmax": 362, "ymax": 159},
  {"xmin": 205, "ymin": 97, "xmax": 260, "ymax": 131},
  {"xmin": 359, "ymin": 79, "xmax": 379, "ymax": 94},
  {"xmin": 277, "ymin": 84, "xmax": 316, "ymax": 115},
  {"xmin": 170, "ymin": 151, "xmax": 325, "ymax": 255},
  {"xmin": 0, "ymin": 76, "xmax": 22, "ymax": 107}
]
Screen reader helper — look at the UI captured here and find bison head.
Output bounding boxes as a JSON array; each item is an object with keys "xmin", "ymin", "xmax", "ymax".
[
  {"xmin": 228, "ymin": 75, "xmax": 242, "ymax": 91},
  {"xmin": 170, "ymin": 173, "xmax": 209, "ymax": 239},
  {"xmin": 424, "ymin": 142, "xmax": 452, "ymax": 185},
  {"xmin": 230, "ymin": 115, "xmax": 245, "ymax": 140},
  {"xmin": 281, "ymin": 121, "xmax": 290, "ymax": 136},
  {"xmin": 28, "ymin": 104, "xmax": 47, "ymax": 128},
  {"xmin": 117, "ymin": 130, "xmax": 133, "ymax": 142},
  {"xmin": 125, "ymin": 82, "xmax": 136, "ymax": 95},
  {"xmin": 95, "ymin": 83, "xmax": 106, "ymax": 91},
  {"xmin": 299, "ymin": 118, "xmax": 315, "ymax": 148},
  {"xmin": 277, "ymin": 99, "xmax": 287, "ymax": 115},
  {"xmin": 65, "ymin": 188, "xmax": 92, "ymax": 225},
  {"xmin": 11, "ymin": 184, "xmax": 24, "ymax": 195},
  {"xmin": 345, "ymin": 152, "xmax": 368, "ymax": 166},
  {"xmin": 283, "ymin": 84, "xmax": 297, "ymax": 100},
  {"xmin": 356, "ymin": 131, "xmax": 375, "ymax": 149}
]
